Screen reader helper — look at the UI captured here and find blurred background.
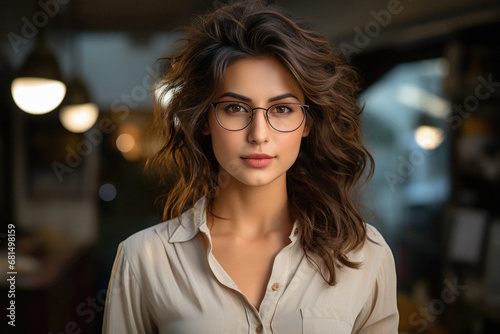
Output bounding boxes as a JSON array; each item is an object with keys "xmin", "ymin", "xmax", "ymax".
[{"xmin": 1, "ymin": 0, "xmax": 499, "ymax": 333}]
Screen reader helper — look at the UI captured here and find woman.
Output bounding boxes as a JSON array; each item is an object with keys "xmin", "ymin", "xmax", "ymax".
[{"xmin": 103, "ymin": 0, "xmax": 399, "ymax": 333}]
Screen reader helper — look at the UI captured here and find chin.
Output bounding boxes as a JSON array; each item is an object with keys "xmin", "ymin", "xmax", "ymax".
[{"xmin": 234, "ymin": 172, "xmax": 286, "ymax": 188}]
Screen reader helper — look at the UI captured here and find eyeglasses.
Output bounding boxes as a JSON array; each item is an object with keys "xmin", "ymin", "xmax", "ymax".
[{"xmin": 211, "ymin": 101, "xmax": 308, "ymax": 132}]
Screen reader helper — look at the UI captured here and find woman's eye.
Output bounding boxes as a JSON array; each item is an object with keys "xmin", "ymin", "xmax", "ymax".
[
  {"xmin": 226, "ymin": 104, "xmax": 247, "ymax": 113},
  {"xmin": 273, "ymin": 105, "xmax": 293, "ymax": 113}
]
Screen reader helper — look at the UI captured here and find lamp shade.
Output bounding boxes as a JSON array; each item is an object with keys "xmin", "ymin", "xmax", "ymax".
[
  {"xmin": 59, "ymin": 78, "xmax": 99, "ymax": 133},
  {"xmin": 11, "ymin": 40, "xmax": 66, "ymax": 115}
]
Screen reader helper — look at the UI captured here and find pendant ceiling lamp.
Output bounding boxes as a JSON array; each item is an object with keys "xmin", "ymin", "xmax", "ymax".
[
  {"xmin": 59, "ymin": 78, "xmax": 99, "ymax": 133},
  {"xmin": 11, "ymin": 37, "xmax": 66, "ymax": 115}
]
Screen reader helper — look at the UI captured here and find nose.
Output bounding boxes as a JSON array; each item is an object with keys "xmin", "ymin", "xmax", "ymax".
[{"xmin": 247, "ymin": 108, "xmax": 270, "ymax": 144}]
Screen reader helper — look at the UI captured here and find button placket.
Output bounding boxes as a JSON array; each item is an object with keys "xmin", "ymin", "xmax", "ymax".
[
  {"xmin": 259, "ymin": 246, "xmax": 294, "ymax": 325},
  {"xmin": 256, "ymin": 223, "xmax": 299, "ymax": 328}
]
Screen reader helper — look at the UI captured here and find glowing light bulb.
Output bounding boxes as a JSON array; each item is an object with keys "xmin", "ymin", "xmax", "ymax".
[
  {"xmin": 11, "ymin": 77, "xmax": 66, "ymax": 115},
  {"xmin": 59, "ymin": 103, "xmax": 99, "ymax": 133},
  {"xmin": 415, "ymin": 126, "xmax": 445, "ymax": 150}
]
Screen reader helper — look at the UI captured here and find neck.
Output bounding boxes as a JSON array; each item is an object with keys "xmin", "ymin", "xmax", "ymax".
[{"xmin": 209, "ymin": 175, "xmax": 292, "ymax": 238}]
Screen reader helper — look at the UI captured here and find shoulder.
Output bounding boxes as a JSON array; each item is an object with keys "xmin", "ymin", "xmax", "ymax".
[
  {"xmin": 351, "ymin": 223, "xmax": 396, "ymax": 275},
  {"xmin": 365, "ymin": 224, "xmax": 393, "ymax": 256},
  {"xmin": 365, "ymin": 224, "xmax": 392, "ymax": 254},
  {"xmin": 111, "ymin": 220, "xmax": 180, "ymax": 291},
  {"xmin": 349, "ymin": 224, "xmax": 399, "ymax": 332},
  {"xmin": 121, "ymin": 223, "xmax": 165, "ymax": 254},
  {"xmin": 117, "ymin": 204, "xmax": 202, "ymax": 271},
  {"xmin": 118, "ymin": 215, "xmax": 186, "ymax": 268},
  {"xmin": 337, "ymin": 224, "xmax": 397, "ymax": 312},
  {"xmin": 117, "ymin": 223, "xmax": 168, "ymax": 269}
]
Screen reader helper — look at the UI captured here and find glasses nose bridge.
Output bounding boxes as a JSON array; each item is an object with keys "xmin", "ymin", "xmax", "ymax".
[
  {"xmin": 251, "ymin": 106, "xmax": 268, "ymax": 113},
  {"xmin": 250, "ymin": 106, "xmax": 270, "ymax": 122},
  {"xmin": 249, "ymin": 106, "xmax": 272, "ymax": 130}
]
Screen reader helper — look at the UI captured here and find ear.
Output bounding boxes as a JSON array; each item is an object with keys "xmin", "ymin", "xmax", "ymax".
[
  {"xmin": 302, "ymin": 119, "xmax": 312, "ymax": 137},
  {"xmin": 201, "ymin": 120, "xmax": 211, "ymax": 135}
]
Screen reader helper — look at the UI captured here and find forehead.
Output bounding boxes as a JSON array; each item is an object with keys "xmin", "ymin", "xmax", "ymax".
[{"xmin": 215, "ymin": 57, "xmax": 304, "ymax": 102}]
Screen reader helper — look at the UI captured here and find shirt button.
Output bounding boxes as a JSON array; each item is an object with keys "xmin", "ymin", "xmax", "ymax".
[
  {"xmin": 271, "ymin": 282, "xmax": 281, "ymax": 291},
  {"xmin": 256, "ymin": 325, "xmax": 263, "ymax": 334},
  {"xmin": 293, "ymin": 228, "xmax": 298, "ymax": 236}
]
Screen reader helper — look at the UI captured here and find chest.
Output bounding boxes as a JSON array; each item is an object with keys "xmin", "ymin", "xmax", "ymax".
[
  {"xmin": 210, "ymin": 236, "xmax": 288, "ymax": 309},
  {"xmin": 150, "ymin": 249, "xmax": 363, "ymax": 334},
  {"xmin": 146, "ymin": 233, "xmax": 371, "ymax": 333}
]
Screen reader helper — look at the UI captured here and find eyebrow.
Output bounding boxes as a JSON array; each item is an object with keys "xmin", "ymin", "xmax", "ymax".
[{"xmin": 219, "ymin": 92, "xmax": 300, "ymax": 103}]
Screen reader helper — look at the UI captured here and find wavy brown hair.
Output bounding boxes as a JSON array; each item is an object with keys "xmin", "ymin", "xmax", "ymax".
[{"xmin": 148, "ymin": 0, "xmax": 374, "ymax": 285}]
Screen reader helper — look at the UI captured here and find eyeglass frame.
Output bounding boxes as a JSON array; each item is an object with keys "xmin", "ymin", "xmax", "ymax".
[{"xmin": 210, "ymin": 101, "xmax": 309, "ymax": 133}]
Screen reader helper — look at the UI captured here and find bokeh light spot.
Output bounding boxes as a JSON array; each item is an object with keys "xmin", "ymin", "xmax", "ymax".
[{"xmin": 99, "ymin": 183, "xmax": 117, "ymax": 202}]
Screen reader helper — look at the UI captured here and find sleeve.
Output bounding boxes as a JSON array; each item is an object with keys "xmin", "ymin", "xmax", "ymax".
[
  {"xmin": 102, "ymin": 242, "xmax": 157, "ymax": 334},
  {"xmin": 353, "ymin": 241, "xmax": 399, "ymax": 334}
]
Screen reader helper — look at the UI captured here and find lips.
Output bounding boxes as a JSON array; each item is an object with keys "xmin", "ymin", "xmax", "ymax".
[{"xmin": 241, "ymin": 153, "xmax": 274, "ymax": 167}]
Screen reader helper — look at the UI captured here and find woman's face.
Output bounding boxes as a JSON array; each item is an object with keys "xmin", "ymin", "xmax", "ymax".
[{"xmin": 203, "ymin": 57, "xmax": 310, "ymax": 189}]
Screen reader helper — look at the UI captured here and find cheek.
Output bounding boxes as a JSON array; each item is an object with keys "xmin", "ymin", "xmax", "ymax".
[
  {"xmin": 209, "ymin": 126, "xmax": 238, "ymax": 163},
  {"xmin": 280, "ymin": 134, "xmax": 304, "ymax": 161},
  {"xmin": 212, "ymin": 133, "xmax": 230, "ymax": 155},
  {"xmin": 211, "ymin": 133, "xmax": 245, "ymax": 177},
  {"xmin": 291, "ymin": 131, "xmax": 306, "ymax": 149}
]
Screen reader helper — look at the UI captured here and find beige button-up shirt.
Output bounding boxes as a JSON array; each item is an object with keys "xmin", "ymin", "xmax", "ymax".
[{"xmin": 103, "ymin": 198, "xmax": 399, "ymax": 333}]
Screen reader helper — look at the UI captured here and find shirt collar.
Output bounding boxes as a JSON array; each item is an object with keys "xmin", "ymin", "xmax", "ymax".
[
  {"xmin": 168, "ymin": 197, "xmax": 208, "ymax": 243},
  {"xmin": 167, "ymin": 196, "xmax": 301, "ymax": 244}
]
